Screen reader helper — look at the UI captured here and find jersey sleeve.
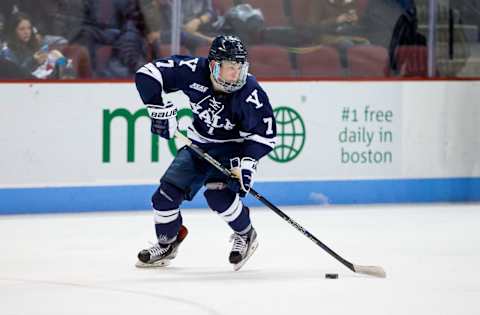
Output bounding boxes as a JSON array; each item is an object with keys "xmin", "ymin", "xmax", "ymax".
[
  {"xmin": 135, "ymin": 56, "xmax": 202, "ymax": 105},
  {"xmin": 239, "ymin": 84, "xmax": 277, "ymax": 161}
]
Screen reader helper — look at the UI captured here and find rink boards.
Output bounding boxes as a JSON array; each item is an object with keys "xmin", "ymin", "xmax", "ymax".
[{"xmin": 1, "ymin": 80, "xmax": 479, "ymax": 213}]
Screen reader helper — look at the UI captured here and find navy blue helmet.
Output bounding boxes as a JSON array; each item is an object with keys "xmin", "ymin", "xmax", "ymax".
[
  {"xmin": 208, "ymin": 35, "xmax": 248, "ymax": 63},
  {"xmin": 208, "ymin": 35, "xmax": 249, "ymax": 93}
]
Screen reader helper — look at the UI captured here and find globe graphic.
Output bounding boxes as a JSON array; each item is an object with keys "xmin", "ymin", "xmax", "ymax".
[{"xmin": 269, "ymin": 106, "xmax": 306, "ymax": 163}]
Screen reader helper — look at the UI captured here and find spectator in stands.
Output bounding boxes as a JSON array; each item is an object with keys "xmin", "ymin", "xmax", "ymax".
[
  {"xmin": 3, "ymin": 1, "xmax": 85, "ymax": 42},
  {"xmin": 300, "ymin": 0, "xmax": 369, "ymax": 67},
  {"xmin": 71, "ymin": 0, "xmax": 146, "ymax": 78},
  {"xmin": 9, "ymin": 0, "xmax": 93, "ymax": 78},
  {"xmin": 1, "ymin": 11, "xmax": 73, "ymax": 79},
  {"xmin": 305, "ymin": 0, "xmax": 359, "ymax": 33},
  {"xmin": 139, "ymin": 0, "xmax": 216, "ymax": 57},
  {"xmin": 1, "ymin": 12, "xmax": 47, "ymax": 74},
  {"xmin": 0, "ymin": 2, "xmax": 19, "ymax": 44},
  {"xmin": 0, "ymin": 10, "xmax": 35, "ymax": 79}
]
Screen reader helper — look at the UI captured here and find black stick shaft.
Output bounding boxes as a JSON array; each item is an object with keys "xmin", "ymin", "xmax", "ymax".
[
  {"xmin": 248, "ymin": 188, "xmax": 355, "ymax": 272},
  {"xmin": 180, "ymin": 135, "xmax": 355, "ymax": 272}
]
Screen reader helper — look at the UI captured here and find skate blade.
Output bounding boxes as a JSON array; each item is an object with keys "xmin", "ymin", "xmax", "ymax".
[
  {"xmin": 232, "ymin": 240, "xmax": 258, "ymax": 272},
  {"xmin": 135, "ymin": 259, "xmax": 171, "ymax": 268}
]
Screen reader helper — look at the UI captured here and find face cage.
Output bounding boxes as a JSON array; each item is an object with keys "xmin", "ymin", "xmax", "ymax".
[{"xmin": 212, "ymin": 61, "xmax": 249, "ymax": 93}]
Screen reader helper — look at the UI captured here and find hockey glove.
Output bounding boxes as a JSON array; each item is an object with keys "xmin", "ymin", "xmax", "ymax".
[
  {"xmin": 229, "ymin": 157, "xmax": 257, "ymax": 197},
  {"xmin": 146, "ymin": 101, "xmax": 177, "ymax": 139}
]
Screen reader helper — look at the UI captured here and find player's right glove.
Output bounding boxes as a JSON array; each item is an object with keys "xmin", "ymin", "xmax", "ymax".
[
  {"xmin": 146, "ymin": 101, "xmax": 177, "ymax": 139},
  {"xmin": 229, "ymin": 157, "xmax": 257, "ymax": 197}
]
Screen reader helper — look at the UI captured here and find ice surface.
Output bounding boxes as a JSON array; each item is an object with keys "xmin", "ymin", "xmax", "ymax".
[{"xmin": 1, "ymin": 204, "xmax": 479, "ymax": 315}]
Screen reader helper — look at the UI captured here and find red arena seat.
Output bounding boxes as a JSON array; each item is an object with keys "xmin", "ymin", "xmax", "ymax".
[
  {"xmin": 347, "ymin": 45, "xmax": 389, "ymax": 77},
  {"xmin": 289, "ymin": 0, "xmax": 312, "ymax": 26},
  {"xmin": 394, "ymin": 45, "xmax": 428, "ymax": 77},
  {"xmin": 157, "ymin": 45, "xmax": 190, "ymax": 57},
  {"xmin": 192, "ymin": 45, "xmax": 211, "ymax": 58},
  {"xmin": 95, "ymin": 45, "xmax": 112, "ymax": 74},
  {"xmin": 248, "ymin": 45, "xmax": 293, "ymax": 78},
  {"xmin": 296, "ymin": 46, "xmax": 343, "ymax": 77}
]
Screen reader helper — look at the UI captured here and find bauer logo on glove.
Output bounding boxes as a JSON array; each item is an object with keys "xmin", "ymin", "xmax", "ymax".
[
  {"xmin": 147, "ymin": 105, "xmax": 177, "ymax": 119},
  {"xmin": 146, "ymin": 101, "xmax": 178, "ymax": 140}
]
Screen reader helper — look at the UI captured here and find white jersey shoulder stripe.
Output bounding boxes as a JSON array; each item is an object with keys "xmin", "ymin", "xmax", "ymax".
[
  {"xmin": 239, "ymin": 131, "xmax": 277, "ymax": 148},
  {"xmin": 137, "ymin": 63, "xmax": 165, "ymax": 91}
]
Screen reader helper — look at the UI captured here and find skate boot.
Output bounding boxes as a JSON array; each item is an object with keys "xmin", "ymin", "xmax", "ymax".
[
  {"xmin": 136, "ymin": 225, "xmax": 188, "ymax": 268},
  {"xmin": 229, "ymin": 227, "xmax": 258, "ymax": 271}
]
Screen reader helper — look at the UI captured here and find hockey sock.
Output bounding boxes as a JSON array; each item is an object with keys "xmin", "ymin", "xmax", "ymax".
[
  {"xmin": 152, "ymin": 182, "xmax": 184, "ymax": 244},
  {"xmin": 204, "ymin": 187, "xmax": 251, "ymax": 233}
]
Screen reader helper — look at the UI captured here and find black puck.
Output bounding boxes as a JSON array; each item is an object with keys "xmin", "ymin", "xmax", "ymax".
[{"xmin": 325, "ymin": 273, "xmax": 339, "ymax": 279}]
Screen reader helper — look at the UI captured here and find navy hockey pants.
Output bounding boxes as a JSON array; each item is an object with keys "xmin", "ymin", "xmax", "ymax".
[{"xmin": 152, "ymin": 144, "xmax": 252, "ymax": 243}]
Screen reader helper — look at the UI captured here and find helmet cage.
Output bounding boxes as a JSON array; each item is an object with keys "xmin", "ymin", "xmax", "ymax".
[{"xmin": 211, "ymin": 60, "xmax": 249, "ymax": 93}]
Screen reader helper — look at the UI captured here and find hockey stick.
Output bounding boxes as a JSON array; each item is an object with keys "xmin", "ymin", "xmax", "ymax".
[{"xmin": 175, "ymin": 131, "xmax": 386, "ymax": 278}]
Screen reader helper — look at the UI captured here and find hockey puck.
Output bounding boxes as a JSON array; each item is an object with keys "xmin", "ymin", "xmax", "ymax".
[{"xmin": 325, "ymin": 273, "xmax": 339, "ymax": 279}]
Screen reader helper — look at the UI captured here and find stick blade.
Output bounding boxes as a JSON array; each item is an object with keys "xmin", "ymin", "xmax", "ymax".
[{"xmin": 353, "ymin": 265, "xmax": 386, "ymax": 278}]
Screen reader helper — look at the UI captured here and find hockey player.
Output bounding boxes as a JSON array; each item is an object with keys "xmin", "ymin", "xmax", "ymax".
[{"xmin": 134, "ymin": 35, "xmax": 277, "ymax": 271}]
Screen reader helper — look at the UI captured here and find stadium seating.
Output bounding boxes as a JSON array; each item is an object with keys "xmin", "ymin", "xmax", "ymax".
[
  {"xmin": 394, "ymin": 45, "xmax": 428, "ymax": 77},
  {"xmin": 194, "ymin": 44, "xmax": 293, "ymax": 78},
  {"xmin": 288, "ymin": 0, "xmax": 311, "ymax": 26},
  {"xmin": 93, "ymin": 0, "xmax": 114, "ymax": 75},
  {"xmin": 95, "ymin": 45, "xmax": 113, "ymax": 75},
  {"xmin": 61, "ymin": 45, "xmax": 93, "ymax": 78},
  {"xmin": 156, "ymin": 45, "xmax": 190, "ymax": 58},
  {"xmin": 347, "ymin": 45, "xmax": 389, "ymax": 77},
  {"xmin": 248, "ymin": 45, "xmax": 293, "ymax": 77},
  {"xmin": 192, "ymin": 45, "xmax": 211, "ymax": 58},
  {"xmin": 295, "ymin": 46, "xmax": 343, "ymax": 77}
]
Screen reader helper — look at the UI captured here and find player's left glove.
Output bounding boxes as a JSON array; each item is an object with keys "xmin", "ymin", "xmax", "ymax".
[
  {"xmin": 229, "ymin": 157, "xmax": 257, "ymax": 197},
  {"xmin": 146, "ymin": 101, "xmax": 177, "ymax": 139}
]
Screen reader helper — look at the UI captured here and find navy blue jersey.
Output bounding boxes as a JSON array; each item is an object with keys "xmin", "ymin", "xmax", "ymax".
[{"xmin": 136, "ymin": 55, "xmax": 277, "ymax": 160}]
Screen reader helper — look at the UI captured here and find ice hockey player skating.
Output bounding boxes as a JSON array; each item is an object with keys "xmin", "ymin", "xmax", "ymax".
[{"xmin": 134, "ymin": 35, "xmax": 277, "ymax": 271}]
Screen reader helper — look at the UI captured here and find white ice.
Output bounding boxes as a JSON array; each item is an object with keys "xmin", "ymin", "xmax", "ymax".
[{"xmin": 1, "ymin": 203, "xmax": 479, "ymax": 315}]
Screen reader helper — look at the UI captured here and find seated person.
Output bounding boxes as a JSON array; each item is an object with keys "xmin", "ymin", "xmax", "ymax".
[
  {"xmin": 1, "ymin": 12, "xmax": 70, "ymax": 79},
  {"xmin": 140, "ymin": 0, "xmax": 216, "ymax": 57},
  {"xmin": 71, "ymin": 0, "xmax": 146, "ymax": 78},
  {"xmin": 14, "ymin": 0, "xmax": 93, "ymax": 78},
  {"xmin": 300, "ymin": 0, "xmax": 369, "ymax": 67}
]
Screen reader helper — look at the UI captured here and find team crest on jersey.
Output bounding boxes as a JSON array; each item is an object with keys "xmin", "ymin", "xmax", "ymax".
[
  {"xmin": 189, "ymin": 82, "xmax": 209, "ymax": 93},
  {"xmin": 191, "ymin": 96, "xmax": 235, "ymax": 135}
]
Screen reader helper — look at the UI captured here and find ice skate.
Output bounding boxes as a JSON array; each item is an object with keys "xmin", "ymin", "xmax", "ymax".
[
  {"xmin": 136, "ymin": 225, "xmax": 188, "ymax": 268},
  {"xmin": 229, "ymin": 227, "xmax": 258, "ymax": 271}
]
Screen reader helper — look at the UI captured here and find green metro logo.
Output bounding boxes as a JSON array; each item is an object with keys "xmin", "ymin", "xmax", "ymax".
[
  {"xmin": 102, "ymin": 106, "xmax": 305, "ymax": 163},
  {"xmin": 269, "ymin": 107, "xmax": 306, "ymax": 163},
  {"xmin": 102, "ymin": 108, "xmax": 192, "ymax": 162}
]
